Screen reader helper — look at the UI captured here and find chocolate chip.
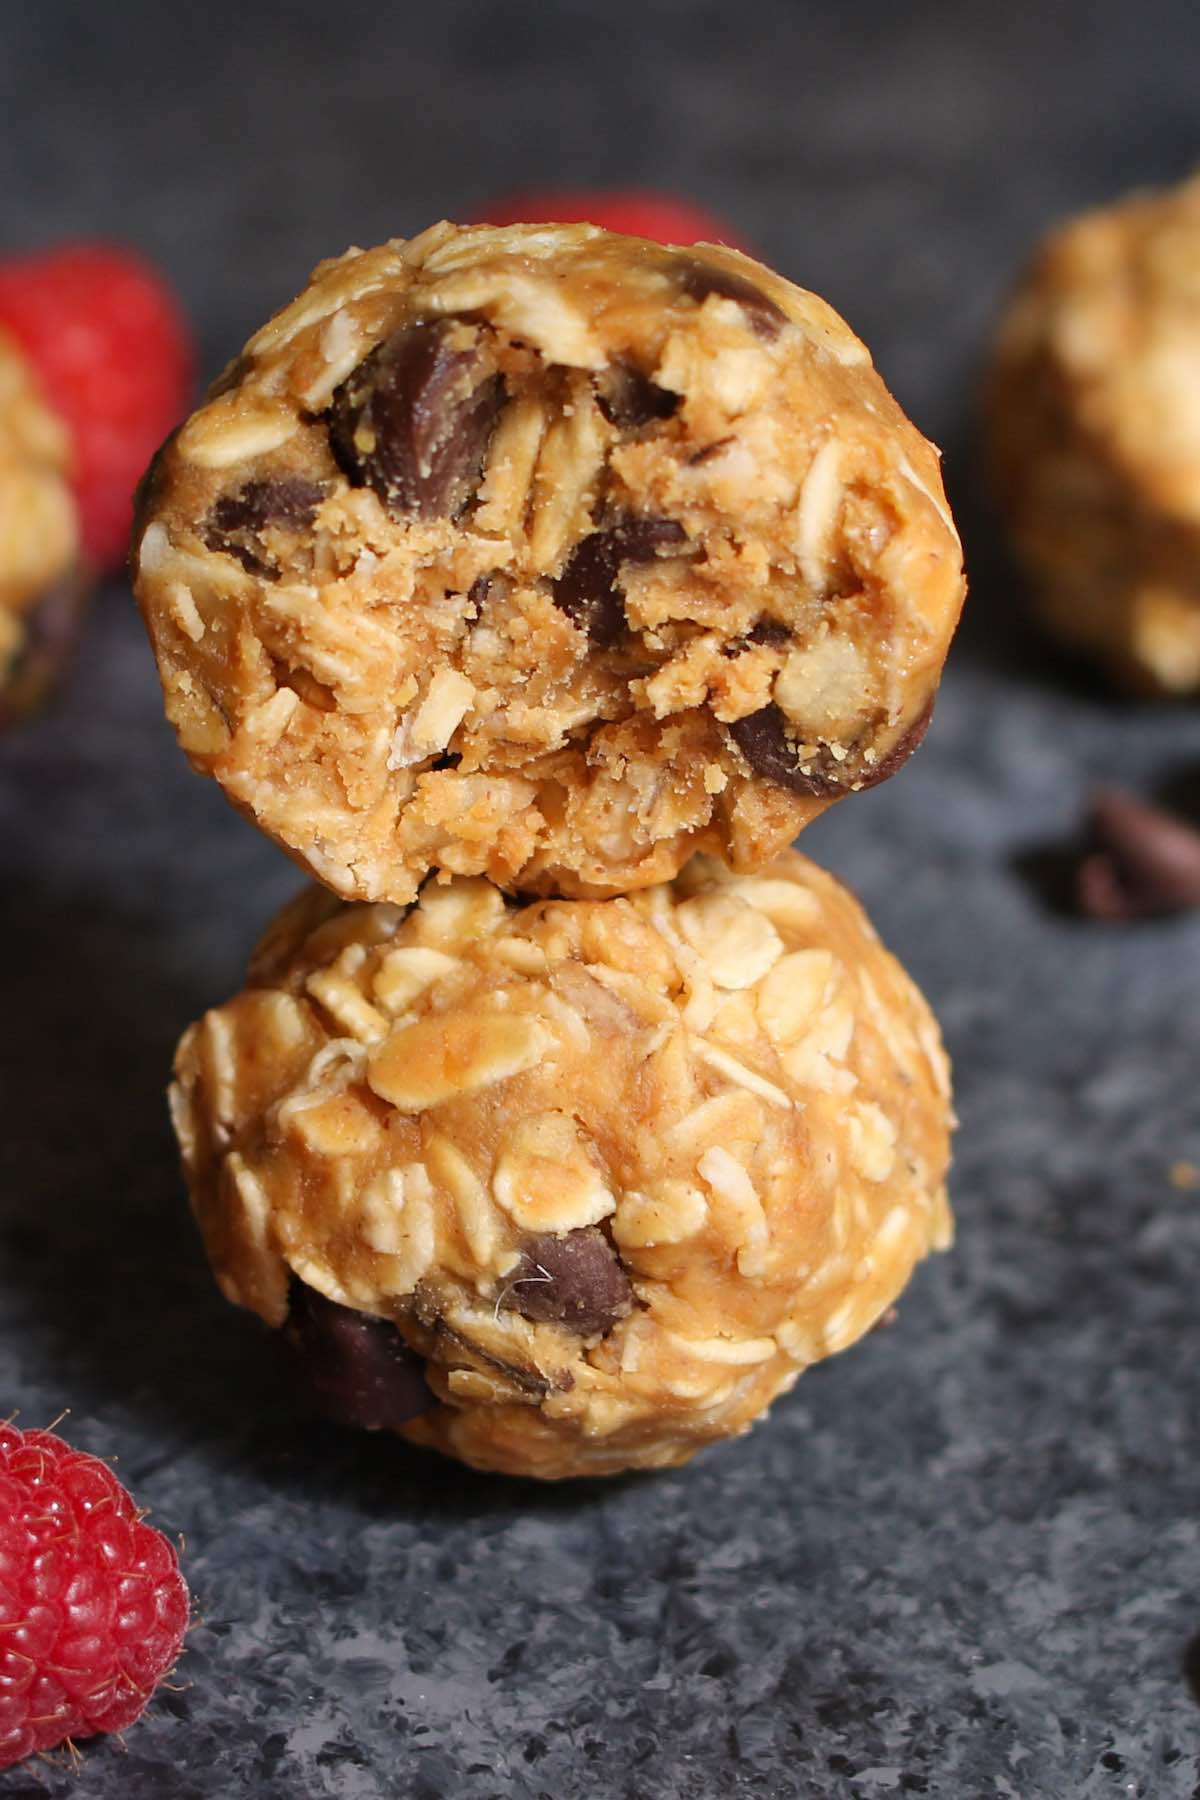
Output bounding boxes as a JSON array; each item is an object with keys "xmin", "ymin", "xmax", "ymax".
[
  {"xmin": 673, "ymin": 256, "xmax": 787, "ymax": 341},
  {"xmin": 203, "ymin": 476, "xmax": 325, "ymax": 574},
  {"xmin": 747, "ymin": 619, "xmax": 792, "ymax": 648},
  {"xmin": 730, "ymin": 697, "xmax": 933, "ymax": 796},
  {"xmin": 728, "ymin": 704, "xmax": 845, "ymax": 795},
  {"xmin": 595, "ymin": 362, "xmax": 680, "ymax": 429},
  {"xmin": 505, "ymin": 1228, "xmax": 633, "ymax": 1337},
  {"xmin": 552, "ymin": 516, "xmax": 688, "ymax": 646},
  {"xmin": 1075, "ymin": 786, "xmax": 1200, "ymax": 920},
  {"xmin": 857, "ymin": 698, "xmax": 935, "ymax": 790},
  {"xmin": 285, "ymin": 1283, "xmax": 431, "ymax": 1430},
  {"xmin": 723, "ymin": 617, "xmax": 793, "ymax": 658},
  {"xmin": 328, "ymin": 321, "xmax": 504, "ymax": 520}
]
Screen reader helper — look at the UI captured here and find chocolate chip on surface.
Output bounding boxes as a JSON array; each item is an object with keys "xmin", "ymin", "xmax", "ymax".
[
  {"xmin": 1076, "ymin": 785, "xmax": 1200, "ymax": 919},
  {"xmin": 728, "ymin": 704, "xmax": 846, "ymax": 795},
  {"xmin": 595, "ymin": 362, "xmax": 680, "ymax": 429},
  {"xmin": 286, "ymin": 1282, "xmax": 432, "ymax": 1430},
  {"xmin": 328, "ymin": 321, "xmax": 504, "ymax": 520},
  {"xmin": 858, "ymin": 699, "xmax": 935, "ymax": 790},
  {"xmin": 552, "ymin": 516, "xmax": 688, "ymax": 646},
  {"xmin": 747, "ymin": 618, "xmax": 792, "ymax": 648},
  {"xmin": 723, "ymin": 617, "xmax": 793, "ymax": 658},
  {"xmin": 674, "ymin": 256, "xmax": 787, "ymax": 340},
  {"xmin": 203, "ymin": 476, "xmax": 325, "ymax": 573},
  {"xmin": 505, "ymin": 1228, "xmax": 633, "ymax": 1336},
  {"xmin": 730, "ymin": 698, "xmax": 933, "ymax": 795}
]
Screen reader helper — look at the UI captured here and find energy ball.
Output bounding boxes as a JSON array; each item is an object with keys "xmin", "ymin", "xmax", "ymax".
[
  {"xmin": 988, "ymin": 172, "xmax": 1200, "ymax": 693},
  {"xmin": 0, "ymin": 329, "xmax": 84, "ymax": 727},
  {"xmin": 170, "ymin": 851, "xmax": 953, "ymax": 1479},
  {"xmin": 133, "ymin": 222, "xmax": 964, "ymax": 903}
]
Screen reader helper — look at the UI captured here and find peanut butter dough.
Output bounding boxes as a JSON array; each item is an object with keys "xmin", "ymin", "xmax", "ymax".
[
  {"xmin": 171, "ymin": 851, "xmax": 954, "ymax": 1479},
  {"xmin": 134, "ymin": 222, "xmax": 964, "ymax": 902},
  {"xmin": 988, "ymin": 172, "xmax": 1200, "ymax": 692}
]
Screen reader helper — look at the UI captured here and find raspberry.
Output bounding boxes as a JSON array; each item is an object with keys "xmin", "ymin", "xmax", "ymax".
[
  {"xmin": 0, "ymin": 245, "xmax": 193, "ymax": 572},
  {"xmin": 0, "ymin": 1423, "xmax": 189, "ymax": 1770},
  {"xmin": 473, "ymin": 189, "xmax": 751, "ymax": 251}
]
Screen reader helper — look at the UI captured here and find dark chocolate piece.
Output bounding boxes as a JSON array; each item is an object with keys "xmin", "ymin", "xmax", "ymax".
[
  {"xmin": 1075, "ymin": 786, "xmax": 1200, "ymax": 920},
  {"xmin": 728, "ymin": 704, "xmax": 845, "ymax": 796},
  {"xmin": 723, "ymin": 617, "xmax": 793, "ymax": 658},
  {"xmin": 730, "ymin": 698, "xmax": 933, "ymax": 796},
  {"xmin": 858, "ymin": 698, "xmax": 935, "ymax": 790},
  {"xmin": 203, "ymin": 477, "xmax": 325, "ymax": 575},
  {"xmin": 505, "ymin": 1228, "xmax": 633, "ymax": 1337},
  {"xmin": 674, "ymin": 257, "xmax": 787, "ymax": 341},
  {"xmin": 552, "ymin": 516, "xmax": 688, "ymax": 646},
  {"xmin": 595, "ymin": 363, "xmax": 680, "ymax": 429},
  {"xmin": 328, "ymin": 321, "xmax": 504, "ymax": 520},
  {"xmin": 286, "ymin": 1283, "xmax": 431, "ymax": 1430}
]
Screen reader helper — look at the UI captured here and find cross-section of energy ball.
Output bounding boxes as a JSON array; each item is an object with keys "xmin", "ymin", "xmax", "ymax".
[
  {"xmin": 0, "ymin": 327, "xmax": 85, "ymax": 727},
  {"xmin": 133, "ymin": 222, "xmax": 964, "ymax": 902},
  {"xmin": 987, "ymin": 172, "xmax": 1200, "ymax": 694},
  {"xmin": 170, "ymin": 851, "xmax": 954, "ymax": 1479}
]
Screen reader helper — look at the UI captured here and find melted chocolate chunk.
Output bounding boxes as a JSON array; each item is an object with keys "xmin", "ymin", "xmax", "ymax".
[
  {"xmin": 329, "ymin": 321, "xmax": 504, "ymax": 520},
  {"xmin": 552, "ymin": 516, "xmax": 688, "ymax": 646},
  {"xmin": 505, "ymin": 1228, "xmax": 633, "ymax": 1337},
  {"xmin": 203, "ymin": 476, "xmax": 325, "ymax": 574},
  {"xmin": 674, "ymin": 257, "xmax": 787, "ymax": 341},
  {"xmin": 595, "ymin": 362, "xmax": 680, "ymax": 429},
  {"xmin": 1075, "ymin": 786, "xmax": 1200, "ymax": 920},
  {"xmin": 730, "ymin": 698, "xmax": 933, "ymax": 797},
  {"xmin": 286, "ymin": 1283, "xmax": 431, "ymax": 1430}
]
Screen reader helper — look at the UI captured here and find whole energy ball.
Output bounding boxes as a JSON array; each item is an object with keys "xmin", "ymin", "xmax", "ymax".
[
  {"xmin": 170, "ymin": 852, "xmax": 953, "ymax": 1479},
  {"xmin": 133, "ymin": 221, "xmax": 963, "ymax": 904},
  {"xmin": 988, "ymin": 171, "xmax": 1200, "ymax": 693}
]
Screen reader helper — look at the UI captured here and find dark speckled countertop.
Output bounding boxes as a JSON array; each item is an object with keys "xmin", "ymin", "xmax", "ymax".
[{"xmin": 3, "ymin": 3, "xmax": 1200, "ymax": 1794}]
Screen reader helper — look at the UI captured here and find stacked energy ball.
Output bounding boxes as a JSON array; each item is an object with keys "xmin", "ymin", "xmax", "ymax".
[{"xmin": 133, "ymin": 222, "xmax": 965, "ymax": 1478}]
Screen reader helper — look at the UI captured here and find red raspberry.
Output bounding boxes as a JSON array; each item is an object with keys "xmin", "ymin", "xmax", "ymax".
[
  {"xmin": 0, "ymin": 245, "xmax": 193, "ymax": 573},
  {"xmin": 473, "ymin": 189, "xmax": 752, "ymax": 251},
  {"xmin": 0, "ymin": 1422, "xmax": 189, "ymax": 1770}
]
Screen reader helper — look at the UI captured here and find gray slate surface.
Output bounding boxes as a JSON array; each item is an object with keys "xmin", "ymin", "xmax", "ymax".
[{"xmin": 2, "ymin": 2, "xmax": 1200, "ymax": 1795}]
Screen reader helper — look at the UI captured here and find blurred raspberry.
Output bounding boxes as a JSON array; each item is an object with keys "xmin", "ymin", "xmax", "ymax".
[
  {"xmin": 0, "ymin": 245, "xmax": 193, "ymax": 571},
  {"xmin": 0, "ymin": 1422, "xmax": 189, "ymax": 1770},
  {"xmin": 473, "ymin": 189, "xmax": 751, "ymax": 251}
]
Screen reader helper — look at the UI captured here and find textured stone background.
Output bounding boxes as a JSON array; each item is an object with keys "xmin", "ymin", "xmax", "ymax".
[{"xmin": 2, "ymin": 2, "xmax": 1200, "ymax": 1795}]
